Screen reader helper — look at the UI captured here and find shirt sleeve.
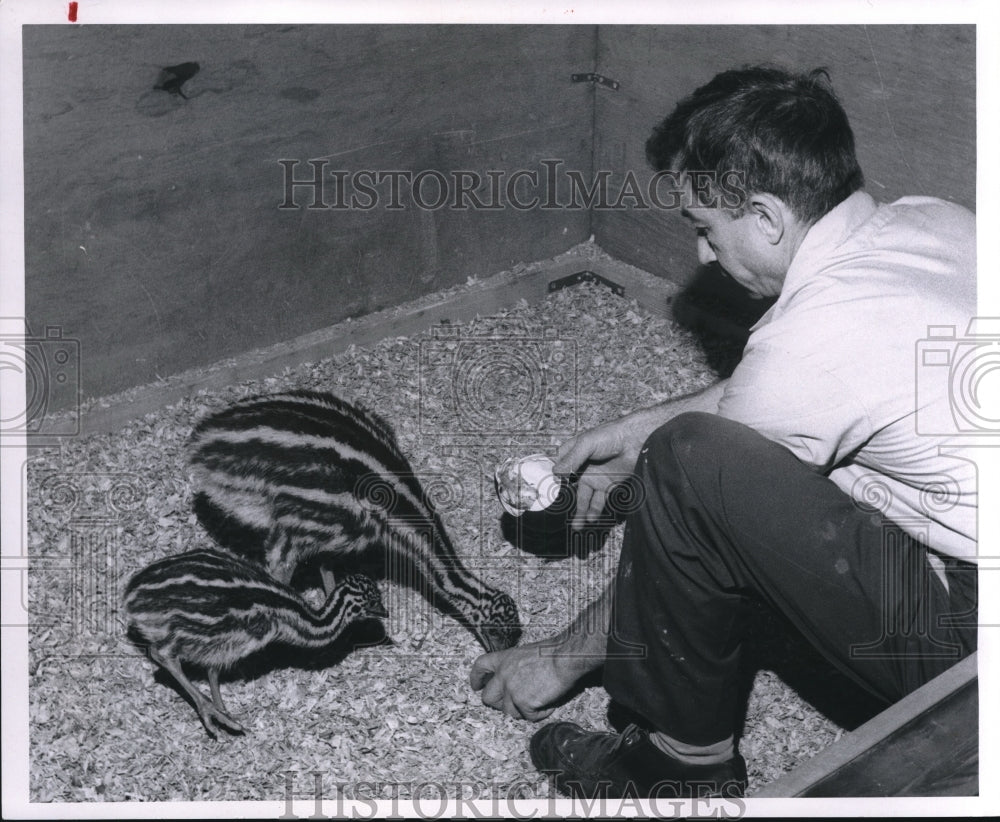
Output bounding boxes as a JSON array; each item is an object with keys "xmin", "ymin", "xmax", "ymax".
[{"xmin": 716, "ymin": 341, "xmax": 874, "ymax": 473}]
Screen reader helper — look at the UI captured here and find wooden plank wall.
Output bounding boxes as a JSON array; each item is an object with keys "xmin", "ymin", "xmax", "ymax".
[
  {"xmin": 22, "ymin": 25, "xmax": 595, "ymax": 407},
  {"xmin": 591, "ymin": 25, "xmax": 976, "ymax": 288},
  {"xmin": 22, "ymin": 25, "xmax": 977, "ymax": 409}
]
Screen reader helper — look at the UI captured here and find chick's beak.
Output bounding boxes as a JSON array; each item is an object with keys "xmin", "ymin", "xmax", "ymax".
[{"xmin": 478, "ymin": 625, "xmax": 522, "ymax": 654}]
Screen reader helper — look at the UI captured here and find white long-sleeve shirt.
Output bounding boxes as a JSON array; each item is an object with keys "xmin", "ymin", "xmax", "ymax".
[{"xmin": 718, "ymin": 190, "xmax": 979, "ymax": 561}]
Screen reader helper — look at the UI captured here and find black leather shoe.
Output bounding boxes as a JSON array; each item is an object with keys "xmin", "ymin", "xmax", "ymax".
[{"xmin": 529, "ymin": 722, "xmax": 747, "ymax": 799}]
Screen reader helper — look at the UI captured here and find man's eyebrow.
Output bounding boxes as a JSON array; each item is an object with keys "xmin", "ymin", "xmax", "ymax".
[{"xmin": 679, "ymin": 207, "xmax": 697, "ymax": 222}]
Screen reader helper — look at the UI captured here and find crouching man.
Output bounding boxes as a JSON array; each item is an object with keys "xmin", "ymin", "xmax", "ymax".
[{"xmin": 471, "ymin": 65, "xmax": 978, "ymax": 799}]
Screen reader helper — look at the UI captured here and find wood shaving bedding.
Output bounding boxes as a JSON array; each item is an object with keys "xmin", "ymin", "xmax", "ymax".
[{"xmin": 26, "ymin": 257, "xmax": 880, "ymax": 803}]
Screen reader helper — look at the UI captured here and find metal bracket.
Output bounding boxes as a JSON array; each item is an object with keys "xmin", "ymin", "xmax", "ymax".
[
  {"xmin": 547, "ymin": 270, "xmax": 625, "ymax": 297},
  {"xmin": 571, "ymin": 72, "xmax": 620, "ymax": 91}
]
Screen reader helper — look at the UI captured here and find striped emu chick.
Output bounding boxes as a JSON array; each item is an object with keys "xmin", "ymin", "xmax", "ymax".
[
  {"xmin": 188, "ymin": 390, "xmax": 522, "ymax": 653},
  {"xmin": 124, "ymin": 548, "xmax": 387, "ymax": 738}
]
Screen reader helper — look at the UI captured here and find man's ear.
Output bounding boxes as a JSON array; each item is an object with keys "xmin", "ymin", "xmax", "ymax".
[{"xmin": 749, "ymin": 193, "xmax": 787, "ymax": 245}]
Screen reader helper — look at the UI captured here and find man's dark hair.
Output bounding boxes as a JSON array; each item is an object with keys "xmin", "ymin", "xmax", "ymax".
[{"xmin": 646, "ymin": 65, "xmax": 864, "ymax": 224}]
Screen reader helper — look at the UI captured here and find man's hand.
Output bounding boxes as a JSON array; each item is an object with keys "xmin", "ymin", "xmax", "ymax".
[
  {"xmin": 554, "ymin": 382, "xmax": 728, "ymax": 529},
  {"xmin": 469, "ymin": 641, "xmax": 573, "ymax": 721},
  {"xmin": 470, "ymin": 586, "xmax": 614, "ymax": 721},
  {"xmin": 553, "ymin": 412, "xmax": 651, "ymax": 530}
]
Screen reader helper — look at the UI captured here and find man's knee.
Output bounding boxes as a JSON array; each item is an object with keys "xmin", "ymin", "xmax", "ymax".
[
  {"xmin": 647, "ymin": 412, "xmax": 790, "ymax": 463},
  {"xmin": 643, "ymin": 412, "xmax": 736, "ymax": 465},
  {"xmin": 640, "ymin": 413, "xmax": 789, "ymax": 496}
]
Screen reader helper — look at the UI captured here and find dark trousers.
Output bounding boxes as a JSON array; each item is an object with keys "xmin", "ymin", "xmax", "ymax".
[{"xmin": 603, "ymin": 413, "xmax": 977, "ymax": 745}]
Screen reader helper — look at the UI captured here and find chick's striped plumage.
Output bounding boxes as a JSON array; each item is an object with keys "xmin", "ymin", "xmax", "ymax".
[
  {"xmin": 188, "ymin": 391, "xmax": 522, "ymax": 652},
  {"xmin": 124, "ymin": 548, "xmax": 385, "ymax": 737},
  {"xmin": 125, "ymin": 549, "xmax": 380, "ymax": 659}
]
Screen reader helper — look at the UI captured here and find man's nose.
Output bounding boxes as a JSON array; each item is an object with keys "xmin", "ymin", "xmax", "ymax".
[{"xmin": 697, "ymin": 236, "xmax": 717, "ymax": 265}]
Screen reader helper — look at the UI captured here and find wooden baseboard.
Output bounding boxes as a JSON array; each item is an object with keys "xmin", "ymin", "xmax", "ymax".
[{"xmin": 60, "ymin": 249, "xmax": 680, "ymax": 438}]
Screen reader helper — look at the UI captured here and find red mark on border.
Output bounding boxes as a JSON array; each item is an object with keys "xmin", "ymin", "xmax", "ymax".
[{"xmin": 68, "ymin": 2, "xmax": 78, "ymax": 22}]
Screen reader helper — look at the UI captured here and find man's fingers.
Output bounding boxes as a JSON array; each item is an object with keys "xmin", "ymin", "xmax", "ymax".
[
  {"xmin": 480, "ymin": 675, "xmax": 506, "ymax": 711},
  {"xmin": 570, "ymin": 481, "xmax": 611, "ymax": 529},
  {"xmin": 586, "ymin": 487, "xmax": 607, "ymax": 525},
  {"xmin": 553, "ymin": 436, "xmax": 590, "ymax": 478},
  {"xmin": 500, "ymin": 691, "xmax": 555, "ymax": 722},
  {"xmin": 469, "ymin": 644, "xmax": 563, "ymax": 722},
  {"xmin": 502, "ymin": 692, "xmax": 525, "ymax": 720},
  {"xmin": 469, "ymin": 654, "xmax": 498, "ymax": 691},
  {"xmin": 570, "ymin": 482, "xmax": 595, "ymax": 530},
  {"xmin": 482, "ymin": 674, "xmax": 536, "ymax": 721},
  {"xmin": 515, "ymin": 700, "xmax": 555, "ymax": 722},
  {"xmin": 525, "ymin": 705, "xmax": 556, "ymax": 722}
]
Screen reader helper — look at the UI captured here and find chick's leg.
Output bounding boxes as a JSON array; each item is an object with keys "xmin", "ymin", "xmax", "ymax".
[
  {"xmin": 206, "ymin": 667, "xmax": 245, "ymax": 733},
  {"xmin": 150, "ymin": 648, "xmax": 245, "ymax": 737}
]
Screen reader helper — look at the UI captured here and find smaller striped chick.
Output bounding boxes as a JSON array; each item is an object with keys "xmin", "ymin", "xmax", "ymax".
[{"xmin": 124, "ymin": 548, "xmax": 387, "ymax": 738}]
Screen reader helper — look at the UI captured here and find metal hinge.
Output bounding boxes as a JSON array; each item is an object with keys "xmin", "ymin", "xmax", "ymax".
[
  {"xmin": 571, "ymin": 72, "xmax": 620, "ymax": 91},
  {"xmin": 547, "ymin": 270, "xmax": 625, "ymax": 297}
]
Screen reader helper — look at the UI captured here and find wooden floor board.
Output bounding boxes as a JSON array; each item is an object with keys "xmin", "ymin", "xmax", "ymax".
[{"xmin": 755, "ymin": 653, "xmax": 978, "ymax": 797}]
